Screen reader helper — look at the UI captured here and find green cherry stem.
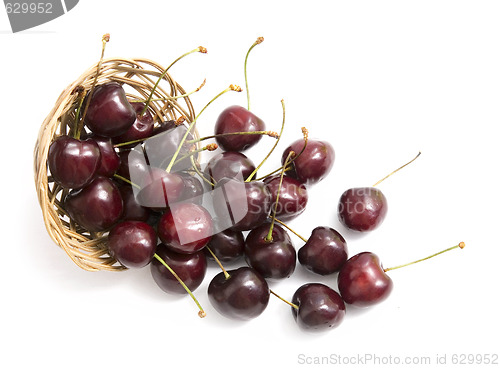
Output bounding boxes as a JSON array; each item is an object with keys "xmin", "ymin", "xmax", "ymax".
[
  {"xmin": 244, "ymin": 36, "xmax": 264, "ymax": 111},
  {"xmin": 76, "ymin": 33, "xmax": 110, "ymax": 139},
  {"xmin": 170, "ymin": 143, "xmax": 218, "ymax": 167},
  {"xmin": 270, "ymin": 289, "xmax": 298, "ymax": 310},
  {"xmin": 372, "ymin": 151, "xmax": 421, "ymax": 187},
  {"xmin": 140, "ymin": 46, "xmax": 207, "ymax": 117},
  {"xmin": 165, "ymin": 84, "xmax": 242, "ymax": 173},
  {"xmin": 113, "ymin": 174, "xmax": 141, "ymax": 190},
  {"xmin": 265, "ymin": 150, "xmax": 295, "ymax": 242},
  {"xmin": 245, "ymin": 99, "xmax": 285, "ymax": 182},
  {"xmin": 129, "ymin": 79, "xmax": 206, "ymax": 104},
  {"xmin": 190, "ymin": 154, "xmax": 215, "ymax": 187},
  {"xmin": 185, "ymin": 130, "xmax": 278, "ymax": 145},
  {"xmin": 205, "ymin": 246, "xmax": 231, "ymax": 280},
  {"xmin": 383, "ymin": 242, "xmax": 465, "ymax": 272},
  {"xmin": 153, "ymin": 253, "xmax": 206, "ymax": 318},
  {"xmin": 273, "ymin": 218, "xmax": 308, "ymax": 243}
]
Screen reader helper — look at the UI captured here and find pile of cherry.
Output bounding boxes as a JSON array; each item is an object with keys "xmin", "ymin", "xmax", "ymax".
[{"xmin": 47, "ymin": 37, "xmax": 464, "ymax": 332}]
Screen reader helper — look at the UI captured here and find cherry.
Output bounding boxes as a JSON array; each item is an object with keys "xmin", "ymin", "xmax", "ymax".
[
  {"xmin": 298, "ymin": 226, "xmax": 348, "ymax": 275},
  {"xmin": 337, "ymin": 242, "xmax": 465, "ymax": 307},
  {"xmin": 151, "ymin": 243, "xmax": 207, "ymax": 294},
  {"xmin": 263, "ymin": 175, "xmax": 308, "ymax": 221},
  {"xmin": 64, "ymin": 176, "xmax": 123, "ymax": 232},
  {"xmin": 115, "ymin": 147, "xmax": 150, "ymax": 180},
  {"xmin": 203, "ymin": 151, "xmax": 256, "ymax": 187},
  {"xmin": 118, "ymin": 185, "xmax": 151, "ymax": 222},
  {"xmin": 48, "ymin": 135, "xmax": 101, "ymax": 189},
  {"xmin": 207, "ymin": 266, "xmax": 270, "ymax": 320},
  {"xmin": 291, "ymin": 283, "xmax": 346, "ymax": 332},
  {"xmin": 338, "ymin": 187, "xmax": 388, "ymax": 232},
  {"xmin": 282, "ymin": 138, "xmax": 334, "ymax": 185},
  {"xmin": 337, "ymin": 152, "xmax": 420, "ymax": 232},
  {"xmin": 204, "ymin": 229, "xmax": 245, "ymax": 263},
  {"xmin": 214, "ymin": 106, "xmax": 266, "ymax": 152},
  {"xmin": 134, "ymin": 167, "xmax": 184, "ymax": 209},
  {"xmin": 107, "ymin": 221, "xmax": 157, "ymax": 268},
  {"xmin": 157, "ymin": 202, "xmax": 213, "ymax": 254},
  {"xmin": 177, "ymin": 172, "xmax": 205, "ymax": 205},
  {"xmin": 244, "ymin": 223, "xmax": 296, "ymax": 280},
  {"xmin": 90, "ymin": 135, "xmax": 120, "ymax": 177},
  {"xmin": 212, "ymin": 177, "xmax": 271, "ymax": 232},
  {"xmin": 84, "ymin": 82, "xmax": 136, "ymax": 137},
  {"xmin": 112, "ymin": 102, "xmax": 154, "ymax": 148}
]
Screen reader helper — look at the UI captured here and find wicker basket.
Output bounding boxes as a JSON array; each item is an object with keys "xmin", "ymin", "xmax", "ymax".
[{"xmin": 34, "ymin": 58, "xmax": 196, "ymax": 272}]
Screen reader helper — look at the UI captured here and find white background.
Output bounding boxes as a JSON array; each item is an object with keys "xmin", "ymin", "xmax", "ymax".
[{"xmin": 1, "ymin": 1, "xmax": 499, "ymax": 367}]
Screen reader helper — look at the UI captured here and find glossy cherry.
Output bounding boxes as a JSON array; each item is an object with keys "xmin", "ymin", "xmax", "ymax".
[
  {"xmin": 107, "ymin": 221, "xmax": 157, "ymax": 268},
  {"xmin": 282, "ymin": 139, "xmax": 334, "ymax": 185},
  {"xmin": 214, "ymin": 105, "xmax": 265, "ymax": 152},
  {"xmin": 157, "ymin": 202, "xmax": 213, "ymax": 254},
  {"xmin": 263, "ymin": 174, "xmax": 308, "ymax": 221},
  {"xmin": 204, "ymin": 151, "xmax": 256, "ymax": 187},
  {"xmin": 48, "ymin": 135, "xmax": 101, "ymax": 189},
  {"xmin": 207, "ymin": 266, "xmax": 270, "ymax": 320},
  {"xmin": 291, "ymin": 283, "xmax": 346, "ymax": 332},
  {"xmin": 151, "ymin": 243, "xmax": 207, "ymax": 294},
  {"xmin": 177, "ymin": 172, "xmax": 205, "ymax": 205},
  {"xmin": 212, "ymin": 177, "xmax": 271, "ymax": 232},
  {"xmin": 84, "ymin": 82, "xmax": 136, "ymax": 137},
  {"xmin": 298, "ymin": 226, "xmax": 348, "ymax": 275},
  {"xmin": 338, "ymin": 187, "xmax": 388, "ymax": 232},
  {"xmin": 90, "ymin": 135, "xmax": 120, "ymax": 177},
  {"xmin": 337, "ymin": 252, "xmax": 393, "ymax": 307},
  {"xmin": 244, "ymin": 223, "xmax": 296, "ymax": 280},
  {"xmin": 116, "ymin": 147, "xmax": 150, "ymax": 180},
  {"xmin": 112, "ymin": 102, "xmax": 154, "ymax": 147},
  {"xmin": 204, "ymin": 229, "xmax": 245, "ymax": 263},
  {"xmin": 118, "ymin": 185, "xmax": 151, "ymax": 222},
  {"xmin": 64, "ymin": 176, "xmax": 123, "ymax": 232},
  {"xmin": 135, "ymin": 167, "xmax": 184, "ymax": 209}
]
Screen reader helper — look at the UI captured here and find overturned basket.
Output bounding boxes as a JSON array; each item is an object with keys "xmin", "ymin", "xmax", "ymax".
[{"xmin": 34, "ymin": 58, "xmax": 197, "ymax": 272}]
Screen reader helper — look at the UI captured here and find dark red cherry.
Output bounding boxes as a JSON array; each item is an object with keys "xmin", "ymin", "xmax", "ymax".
[
  {"xmin": 338, "ymin": 187, "xmax": 388, "ymax": 232},
  {"xmin": 90, "ymin": 135, "xmax": 120, "ymax": 177},
  {"xmin": 151, "ymin": 243, "xmax": 207, "ymax": 294},
  {"xmin": 204, "ymin": 229, "xmax": 245, "ymax": 263},
  {"xmin": 64, "ymin": 176, "xmax": 123, "ymax": 232},
  {"xmin": 177, "ymin": 172, "xmax": 205, "ymax": 205},
  {"xmin": 244, "ymin": 223, "xmax": 296, "ymax": 280},
  {"xmin": 84, "ymin": 82, "xmax": 136, "ymax": 137},
  {"xmin": 298, "ymin": 226, "xmax": 348, "ymax": 275},
  {"xmin": 214, "ymin": 106, "xmax": 265, "ymax": 152},
  {"xmin": 107, "ymin": 221, "xmax": 157, "ymax": 268},
  {"xmin": 143, "ymin": 120, "xmax": 197, "ymax": 171},
  {"xmin": 48, "ymin": 135, "xmax": 100, "ymax": 189},
  {"xmin": 135, "ymin": 167, "xmax": 184, "ymax": 210},
  {"xmin": 292, "ymin": 283, "xmax": 346, "ymax": 332},
  {"xmin": 207, "ymin": 266, "xmax": 270, "ymax": 320},
  {"xmin": 212, "ymin": 177, "xmax": 271, "ymax": 232},
  {"xmin": 263, "ymin": 175, "xmax": 308, "ymax": 221},
  {"xmin": 157, "ymin": 202, "xmax": 213, "ymax": 254},
  {"xmin": 337, "ymin": 252, "xmax": 393, "ymax": 307},
  {"xmin": 112, "ymin": 102, "xmax": 154, "ymax": 147},
  {"xmin": 116, "ymin": 147, "xmax": 149, "ymax": 180},
  {"xmin": 282, "ymin": 139, "xmax": 334, "ymax": 185},
  {"xmin": 203, "ymin": 151, "xmax": 256, "ymax": 187},
  {"xmin": 118, "ymin": 185, "xmax": 151, "ymax": 222}
]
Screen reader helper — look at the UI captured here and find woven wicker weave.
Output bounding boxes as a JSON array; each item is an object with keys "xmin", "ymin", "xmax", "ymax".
[{"xmin": 34, "ymin": 58, "xmax": 196, "ymax": 271}]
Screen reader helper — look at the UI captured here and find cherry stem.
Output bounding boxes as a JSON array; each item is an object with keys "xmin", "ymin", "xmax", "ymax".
[
  {"xmin": 129, "ymin": 78, "xmax": 206, "ymax": 103},
  {"xmin": 113, "ymin": 174, "xmax": 141, "ymax": 190},
  {"xmin": 140, "ymin": 46, "xmax": 207, "ymax": 116},
  {"xmin": 270, "ymin": 289, "xmax": 298, "ymax": 310},
  {"xmin": 72, "ymin": 88, "xmax": 86, "ymax": 138},
  {"xmin": 244, "ymin": 36, "xmax": 264, "ymax": 111},
  {"xmin": 265, "ymin": 150, "xmax": 295, "ymax": 242},
  {"xmin": 245, "ymin": 99, "xmax": 286, "ymax": 182},
  {"xmin": 170, "ymin": 144, "xmax": 218, "ymax": 167},
  {"xmin": 372, "ymin": 151, "xmax": 421, "ymax": 187},
  {"xmin": 186, "ymin": 130, "xmax": 278, "ymax": 145},
  {"xmin": 76, "ymin": 33, "xmax": 109, "ymax": 140},
  {"xmin": 273, "ymin": 218, "xmax": 308, "ymax": 243},
  {"xmin": 153, "ymin": 253, "xmax": 206, "ymax": 318},
  {"xmin": 164, "ymin": 85, "xmax": 242, "ymax": 173},
  {"xmin": 205, "ymin": 246, "xmax": 231, "ymax": 280},
  {"xmin": 254, "ymin": 127, "xmax": 309, "ymax": 181},
  {"xmin": 190, "ymin": 155, "xmax": 215, "ymax": 187},
  {"xmin": 383, "ymin": 242, "xmax": 465, "ymax": 272}
]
